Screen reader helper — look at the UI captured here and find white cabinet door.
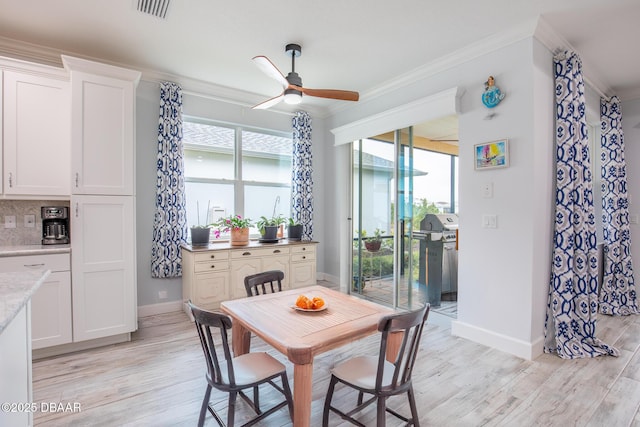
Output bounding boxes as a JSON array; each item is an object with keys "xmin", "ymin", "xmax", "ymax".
[
  {"xmin": 64, "ymin": 56, "xmax": 140, "ymax": 196},
  {"xmin": 230, "ymin": 256, "xmax": 262, "ymax": 299},
  {"xmin": 3, "ymin": 70, "xmax": 70, "ymax": 196},
  {"xmin": 71, "ymin": 195, "xmax": 136, "ymax": 341},
  {"xmin": 261, "ymin": 255, "xmax": 290, "ymax": 289},
  {"xmin": 31, "ymin": 271, "xmax": 72, "ymax": 349},
  {"xmin": 0, "ymin": 253, "xmax": 72, "ymax": 349}
]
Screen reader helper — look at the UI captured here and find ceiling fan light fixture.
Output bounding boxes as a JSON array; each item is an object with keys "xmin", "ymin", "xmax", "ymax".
[{"xmin": 284, "ymin": 88, "xmax": 302, "ymax": 105}]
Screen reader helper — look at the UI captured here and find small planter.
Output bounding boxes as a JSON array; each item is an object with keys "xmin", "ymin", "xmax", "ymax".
[
  {"xmin": 288, "ymin": 224, "xmax": 303, "ymax": 241},
  {"xmin": 190, "ymin": 227, "xmax": 211, "ymax": 246},
  {"xmin": 230, "ymin": 227, "xmax": 250, "ymax": 246},
  {"xmin": 365, "ymin": 240, "xmax": 381, "ymax": 252},
  {"xmin": 261, "ymin": 225, "xmax": 278, "ymax": 240}
]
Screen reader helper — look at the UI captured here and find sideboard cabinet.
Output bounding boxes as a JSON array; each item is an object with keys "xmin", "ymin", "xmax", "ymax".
[{"xmin": 182, "ymin": 241, "xmax": 317, "ymax": 310}]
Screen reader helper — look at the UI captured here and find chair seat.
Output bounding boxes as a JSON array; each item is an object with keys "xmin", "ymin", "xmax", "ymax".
[
  {"xmin": 217, "ymin": 352, "xmax": 287, "ymax": 386},
  {"xmin": 331, "ymin": 355, "xmax": 395, "ymax": 390}
]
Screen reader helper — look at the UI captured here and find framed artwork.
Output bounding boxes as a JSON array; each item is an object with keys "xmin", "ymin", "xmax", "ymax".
[{"xmin": 474, "ymin": 139, "xmax": 509, "ymax": 170}]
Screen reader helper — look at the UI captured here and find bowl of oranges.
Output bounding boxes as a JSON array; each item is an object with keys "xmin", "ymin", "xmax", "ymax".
[{"xmin": 293, "ymin": 294, "xmax": 327, "ymax": 312}]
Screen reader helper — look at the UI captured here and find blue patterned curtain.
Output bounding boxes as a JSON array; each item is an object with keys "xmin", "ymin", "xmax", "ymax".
[
  {"xmin": 291, "ymin": 111, "xmax": 313, "ymax": 240},
  {"xmin": 600, "ymin": 96, "xmax": 639, "ymax": 315},
  {"xmin": 151, "ymin": 82, "xmax": 187, "ymax": 278},
  {"xmin": 543, "ymin": 52, "xmax": 618, "ymax": 358}
]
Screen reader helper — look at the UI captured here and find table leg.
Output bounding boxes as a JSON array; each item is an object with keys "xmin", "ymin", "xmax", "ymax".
[
  {"xmin": 231, "ymin": 322, "xmax": 251, "ymax": 357},
  {"xmin": 292, "ymin": 362, "xmax": 313, "ymax": 427}
]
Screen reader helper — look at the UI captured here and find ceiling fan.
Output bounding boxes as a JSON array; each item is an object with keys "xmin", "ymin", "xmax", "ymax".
[{"xmin": 252, "ymin": 43, "xmax": 359, "ymax": 110}]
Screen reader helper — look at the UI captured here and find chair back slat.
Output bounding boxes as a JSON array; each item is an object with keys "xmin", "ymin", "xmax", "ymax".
[
  {"xmin": 376, "ymin": 304, "xmax": 429, "ymax": 391},
  {"xmin": 244, "ymin": 270, "xmax": 285, "ymax": 297},
  {"xmin": 188, "ymin": 301, "xmax": 237, "ymax": 386}
]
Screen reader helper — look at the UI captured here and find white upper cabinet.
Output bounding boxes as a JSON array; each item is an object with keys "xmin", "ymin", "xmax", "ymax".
[
  {"xmin": 2, "ymin": 67, "xmax": 70, "ymax": 196},
  {"xmin": 62, "ymin": 56, "xmax": 141, "ymax": 196}
]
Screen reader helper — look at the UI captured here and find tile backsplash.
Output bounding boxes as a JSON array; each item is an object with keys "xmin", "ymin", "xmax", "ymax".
[{"xmin": 0, "ymin": 200, "xmax": 70, "ymax": 246}]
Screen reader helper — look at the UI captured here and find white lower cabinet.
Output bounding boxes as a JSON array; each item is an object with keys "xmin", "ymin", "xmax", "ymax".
[
  {"xmin": 182, "ymin": 242, "xmax": 317, "ymax": 310},
  {"xmin": 71, "ymin": 195, "xmax": 136, "ymax": 342},
  {"xmin": 0, "ymin": 253, "xmax": 72, "ymax": 349}
]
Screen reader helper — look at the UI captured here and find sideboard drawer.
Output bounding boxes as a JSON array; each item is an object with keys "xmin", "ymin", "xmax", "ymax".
[
  {"xmin": 291, "ymin": 252, "xmax": 316, "ymax": 263},
  {"xmin": 194, "ymin": 251, "xmax": 229, "ymax": 263},
  {"xmin": 291, "ymin": 245, "xmax": 316, "ymax": 255},
  {"xmin": 230, "ymin": 247, "xmax": 290, "ymax": 258},
  {"xmin": 194, "ymin": 260, "xmax": 230, "ymax": 273}
]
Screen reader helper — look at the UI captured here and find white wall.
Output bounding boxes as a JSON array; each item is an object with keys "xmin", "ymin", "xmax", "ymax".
[
  {"xmin": 325, "ymin": 37, "xmax": 556, "ymax": 359},
  {"xmin": 622, "ymin": 98, "xmax": 640, "ymax": 295}
]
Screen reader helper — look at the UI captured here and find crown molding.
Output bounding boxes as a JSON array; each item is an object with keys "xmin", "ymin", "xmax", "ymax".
[
  {"xmin": 533, "ymin": 16, "xmax": 613, "ymax": 100},
  {"xmin": 327, "ymin": 18, "xmax": 539, "ymax": 117},
  {"xmin": 0, "ymin": 34, "xmax": 325, "ymax": 118}
]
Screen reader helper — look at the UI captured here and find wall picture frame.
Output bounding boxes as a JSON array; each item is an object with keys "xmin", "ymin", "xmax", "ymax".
[{"xmin": 474, "ymin": 139, "xmax": 509, "ymax": 170}]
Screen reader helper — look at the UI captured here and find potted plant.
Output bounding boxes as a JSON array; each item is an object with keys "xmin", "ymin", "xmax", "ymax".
[
  {"xmin": 210, "ymin": 214, "xmax": 253, "ymax": 246},
  {"xmin": 190, "ymin": 225, "xmax": 211, "ymax": 246},
  {"xmin": 364, "ymin": 228, "xmax": 382, "ymax": 252},
  {"xmin": 190, "ymin": 201, "xmax": 211, "ymax": 246},
  {"xmin": 287, "ymin": 217, "xmax": 303, "ymax": 241},
  {"xmin": 256, "ymin": 215, "xmax": 286, "ymax": 241}
]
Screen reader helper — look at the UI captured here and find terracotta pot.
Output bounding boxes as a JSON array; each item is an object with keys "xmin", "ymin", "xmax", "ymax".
[
  {"xmin": 365, "ymin": 240, "xmax": 381, "ymax": 252},
  {"xmin": 230, "ymin": 227, "xmax": 250, "ymax": 246}
]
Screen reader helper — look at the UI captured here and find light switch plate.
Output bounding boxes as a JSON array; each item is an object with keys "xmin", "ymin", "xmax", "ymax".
[
  {"xmin": 482, "ymin": 183, "xmax": 493, "ymax": 198},
  {"xmin": 482, "ymin": 214, "xmax": 497, "ymax": 228}
]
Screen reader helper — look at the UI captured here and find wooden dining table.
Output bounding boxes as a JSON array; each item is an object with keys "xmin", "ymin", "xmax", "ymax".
[{"xmin": 220, "ymin": 284, "xmax": 398, "ymax": 427}]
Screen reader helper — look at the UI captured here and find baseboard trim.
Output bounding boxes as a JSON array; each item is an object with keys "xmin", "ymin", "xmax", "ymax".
[
  {"xmin": 451, "ymin": 320, "xmax": 541, "ymax": 360},
  {"xmin": 33, "ymin": 333, "xmax": 131, "ymax": 360},
  {"xmin": 137, "ymin": 300, "xmax": 184, "ymax": 318}
]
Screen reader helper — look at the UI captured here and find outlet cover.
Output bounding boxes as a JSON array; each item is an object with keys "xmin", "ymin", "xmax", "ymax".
[
  {"xmin": 4, "ymin": 215, "xmax": 16, "ymax": 229},
  {"xmin": 24, "ymin": 214, "xmax": 36, "ymax": 228}
]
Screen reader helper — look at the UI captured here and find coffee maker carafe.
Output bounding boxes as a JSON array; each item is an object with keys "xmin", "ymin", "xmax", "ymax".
[{"xmin": 41, "ymin": 206, "xmax": 70, "ymax": 245}]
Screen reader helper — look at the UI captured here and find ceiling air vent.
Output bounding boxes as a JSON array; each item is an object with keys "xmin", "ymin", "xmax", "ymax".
[{"xmin": 136, "ymin": 0, "xmax": 170, "ymax": 19}]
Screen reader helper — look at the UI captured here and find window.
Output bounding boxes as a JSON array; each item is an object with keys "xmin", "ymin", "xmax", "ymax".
[{"xmin": 183, "ymin": 118, "xmax": 293, "ymax": 238}]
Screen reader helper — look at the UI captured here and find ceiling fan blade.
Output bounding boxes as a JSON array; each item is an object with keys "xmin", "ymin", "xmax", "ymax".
[
  {"xmin": 298, "ymin": 86, "xmax": 359, "ymax": 101},
  {"xmin": 252, "ymin": 56, "xmax": 288, "ymax": 89},
  {"xmin": 252, "ymin": 93, "xmax": 284, "ymax": 110}
]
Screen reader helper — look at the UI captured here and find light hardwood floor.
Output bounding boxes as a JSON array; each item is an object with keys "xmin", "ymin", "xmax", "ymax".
[{"xmin": 33, "ymin": 284, "xmax": 640, "ymax": 426}]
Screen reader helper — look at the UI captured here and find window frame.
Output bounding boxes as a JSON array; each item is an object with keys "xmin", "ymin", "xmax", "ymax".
[{"xmin": 182, "ymin": 115, "xmax": 293, "ymax": 237}]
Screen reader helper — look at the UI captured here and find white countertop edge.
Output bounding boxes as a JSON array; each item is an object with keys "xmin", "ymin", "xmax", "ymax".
[
  {"xmin": 0, "ymin": 245, "xmax": 71, "ymax": 257},
  {"xmin": 0, "ymin": 269, "xmax": 51, "ymax": 333}
]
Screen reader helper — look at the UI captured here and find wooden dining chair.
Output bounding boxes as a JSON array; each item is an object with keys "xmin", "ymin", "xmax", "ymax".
[
  {"xmin": 187, "ymin": 301, "xmax": 294, "ymax": 427},
  {"xmin": 322, "ymin": 303, "xmax": 430, "ymax": 427},
  {"xmin": 244, "ymin": 270, "xmax": 285, "ymax": 297}
]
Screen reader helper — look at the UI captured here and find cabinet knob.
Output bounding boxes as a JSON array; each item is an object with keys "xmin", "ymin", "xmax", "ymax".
[
  {"xmin": 210, "ymin": 265, "xmax": 215, "ymax": 269},
  {"xmin": 302, "ymin": 256, "xmax": 306, "ymax": 260},
  {"xmin": 302, "ymin": 247, "xmax": 306, "ymax": 251},
  {"xmin": 242, "ymin": 252, "xmax": 251, "ymax": 256},
  {"xmin": 274, "ymin": 249, "xmax": 281, "ymax": 253},
  {"xmin": 210, "ymin": 254, "xmax": 215, "ymax": 259}
]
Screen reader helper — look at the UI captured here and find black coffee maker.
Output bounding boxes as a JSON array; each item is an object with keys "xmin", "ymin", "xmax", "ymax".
[{"xmin": 41, "ymin": 206, "xmax": 70, "ymax": 245}]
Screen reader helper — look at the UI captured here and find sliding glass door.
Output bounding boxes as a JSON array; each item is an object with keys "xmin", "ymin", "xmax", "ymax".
[{"xmin": 351, "ymin": 128, "xmax": 419, "ymax": 309}]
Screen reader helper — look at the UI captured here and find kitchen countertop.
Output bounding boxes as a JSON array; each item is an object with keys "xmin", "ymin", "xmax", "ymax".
[
  {"xmin": 0, "ymin": 269, "xmax": 50, "ymax": 333},
  {"xmin": 182, "ymin": 239, "xmax": 317, "ymax": 252},
  {"xmin": 0, "ymin": 244, "xmax": 71, "ymax": 257}
]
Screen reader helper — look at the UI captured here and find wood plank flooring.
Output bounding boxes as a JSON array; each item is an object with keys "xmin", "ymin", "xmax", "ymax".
[{"xmin": 32, "ymin": 283, "xmax": 640, "ymax": 426}]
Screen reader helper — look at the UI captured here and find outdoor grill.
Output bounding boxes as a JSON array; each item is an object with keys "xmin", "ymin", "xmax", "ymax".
[{"xmin": 415, "ymin": 213, "xmax": 458, "ymax": 306}]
